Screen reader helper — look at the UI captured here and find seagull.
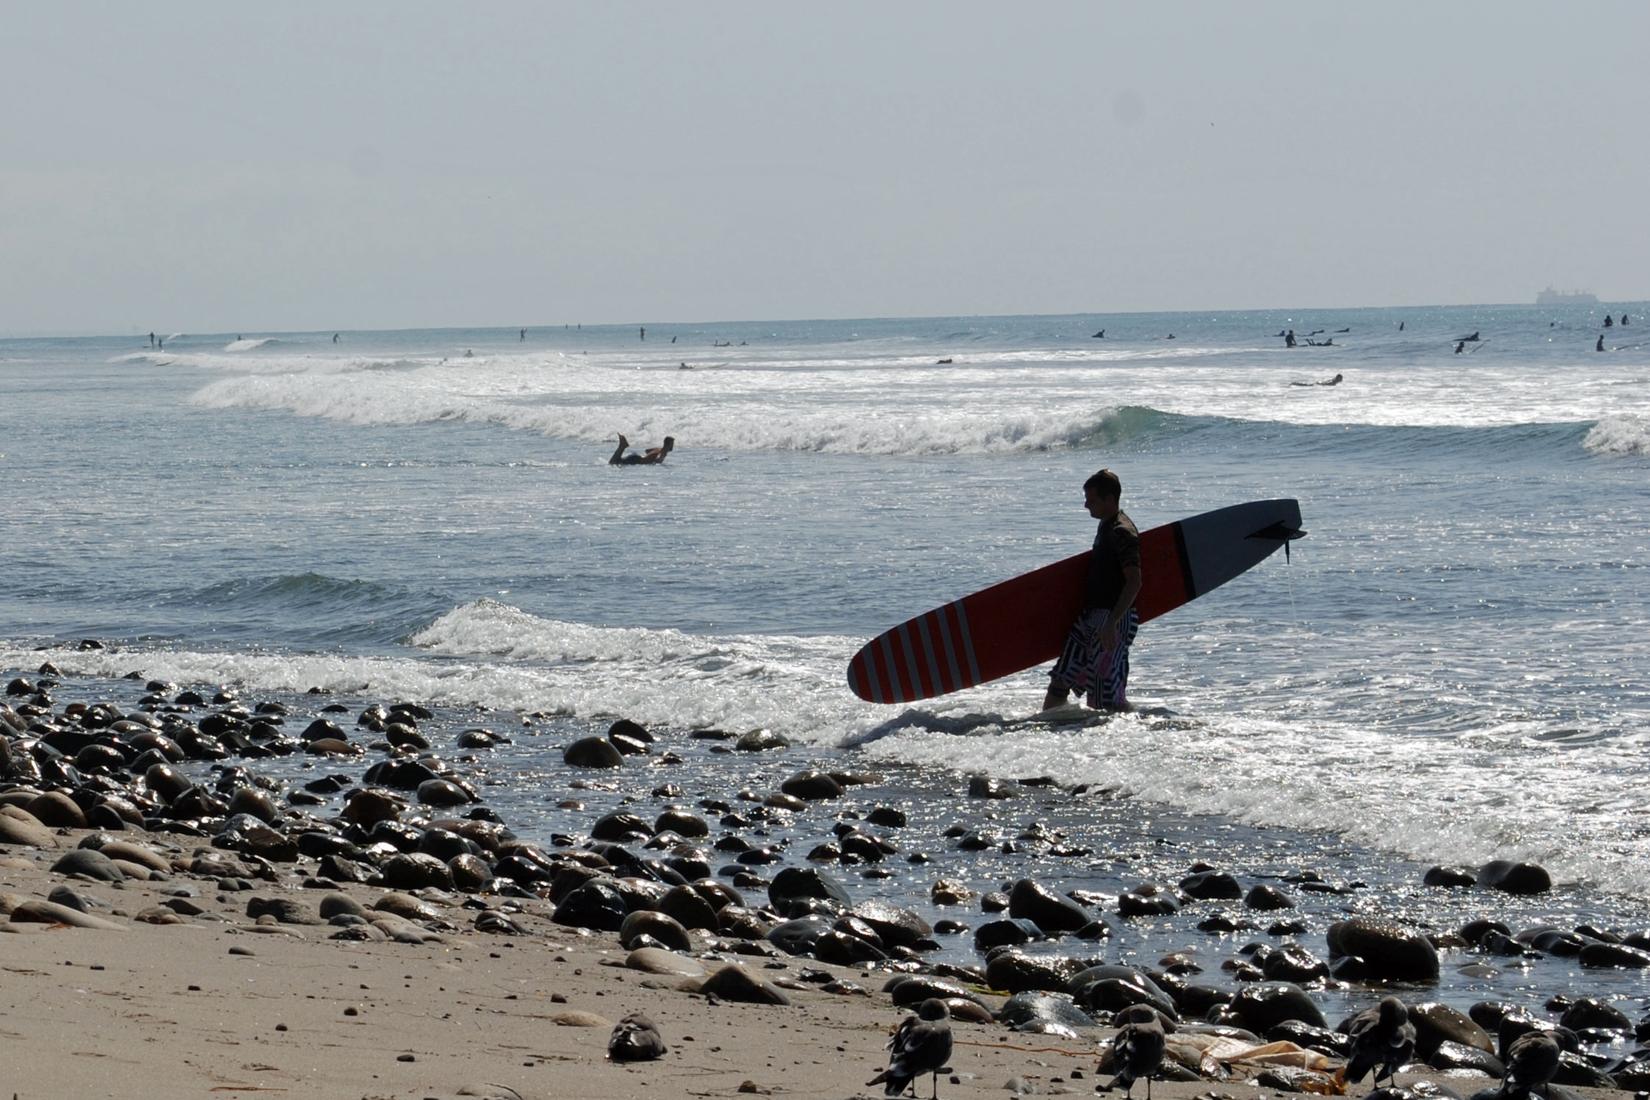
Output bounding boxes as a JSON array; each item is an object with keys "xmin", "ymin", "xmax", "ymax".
[
  {"xmin": 607, "ymin": 1011, "xmax": 667, "ymax": 1062},
  {"xmin": 1100, "ymin": 1016, "xmax": 1166, "ymax": 1099},
  {"xmin": 868, "ymin": 998, "xmax": 954, "ymax": 1099},
  {"xmin": 1500, "ymin": 1031, "xmax": 1561, "ymax": 1100},
  {"xmin": 1335, "ymin": 997, "xmax": 1416, "ymax": 1090}
]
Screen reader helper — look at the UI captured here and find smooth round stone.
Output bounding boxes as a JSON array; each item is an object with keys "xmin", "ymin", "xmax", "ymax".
[
  {"xmin": 51, "ymin": 848, "xmax": 125, "ymax": 883},
  {"xmin": 1326, "ymin": 918, "xmax": 1440, "ymax": 981},
  {"xmin": 0, "ymin": 807, "xmax": 55, "ymax": 848},
  {"xmin": 416, "ymin": 779, "xmax": 472, "ymax": 807},
  {"xmin": 621, "ymin": 909, "xmax": 693, "ymax": 952},
  {"xmin": 25, "ymin": 791, "xmax": 87, "ymax": 828},
  {"xmin": 698, "ymin": 963, "xmax": 790, "ymax": 1005},
  {"xmin": 564, "ymin": 737, "xmax": 624, "ymax": 768}
]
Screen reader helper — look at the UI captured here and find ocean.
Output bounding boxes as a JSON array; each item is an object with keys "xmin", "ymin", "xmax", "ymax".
[{"xmin": 4, "ymin": 304, "xmax": 1649, "ymax": 1011}]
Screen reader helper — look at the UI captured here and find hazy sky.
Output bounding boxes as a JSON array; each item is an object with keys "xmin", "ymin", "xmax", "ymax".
[{"xmin": 5, "ymin": 2, "xmax": 1647, "ymax": 335}]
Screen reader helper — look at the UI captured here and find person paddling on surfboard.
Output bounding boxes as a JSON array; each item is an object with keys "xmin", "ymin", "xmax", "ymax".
[
  {"xmin": 1043, "ymin": 468, "xmax": 1143, "ymax": 713},
  {"xmin": 608, "ymin": 433, "xmax": 675, "ymax": 465}
]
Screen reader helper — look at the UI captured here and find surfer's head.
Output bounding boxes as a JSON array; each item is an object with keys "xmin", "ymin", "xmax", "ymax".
[
  {"xmin": 1083, "ymin": 468, "xmax": 1121, "ymax": 519},
  {"xmin": 1084, "ymin": 468, "xmax": 1121, "ymax": 500}
]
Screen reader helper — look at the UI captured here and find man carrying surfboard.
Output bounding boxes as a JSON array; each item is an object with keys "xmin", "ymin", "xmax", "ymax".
[{"xmin": 1042, "ymin": 468, "xmax": 1143, "ymax": 713}]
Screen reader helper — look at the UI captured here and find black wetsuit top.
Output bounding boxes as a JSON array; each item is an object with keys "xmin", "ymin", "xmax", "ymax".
[{"xmin": 1082, "ymin": 510, "xmax": 1141, "ymax": 612}]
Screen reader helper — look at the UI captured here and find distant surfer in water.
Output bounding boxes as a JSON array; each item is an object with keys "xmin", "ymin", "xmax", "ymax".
[
  {"xmin": 1043, "ymin": 468, "xmax": 1142, "ymax": 713},
  {"xmin": 608, "ymin": 433, "xmax": 675, "ymax": 465},
  {"xmin": 1290, "ymin": 372, "xmax": 1343, "ymax": 387},
  {"xmin": 1597, "ymin": 334, "xmax": 1605, "ymax": 352}
]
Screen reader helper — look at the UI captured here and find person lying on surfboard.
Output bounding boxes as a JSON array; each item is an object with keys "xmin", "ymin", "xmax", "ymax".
[
  {"xmin": 1042, "ymin": 468, "xmax": 1143, "ymax": 713},
  {"xmin": 608, "ymin": 433, "xmax": 675, "ymax": 465}
]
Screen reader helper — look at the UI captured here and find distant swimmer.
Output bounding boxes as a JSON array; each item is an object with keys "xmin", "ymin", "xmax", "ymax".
[
  {"xmin": 1334, "ymin": 327, "xmax": 1350, "ymax": 333},
  {"xmin": 1399, "ymin": 321, "xmax": 1405, "ymax": 331},
  {"xmin": 679, "ymin": 362, "xmax": 692, "ymax": 369},
  {"xmin": 520, "ymin": 328, "xmax": 526, "ymax": 341},
  {"xmin": 640, "ymin": 326, "xmax": 646, "ymax": 340},
  {"xmin": 464, "ymin": 348, "xmax": 474, "ymax": 357},
  {"xmin": 936, "ymin": 357, "xmax": 953, "ymax": 364},
  {"xmin": 1623, "ymin": 314, "xmax": 1631, "ymax": 325},
  {"xmin": 1092, "ymin": 329, "xmax": 1105, "ymax": 338},
  {"xmin": 332, "ymin": 333, "xmax": 339, "ymax": 343},
  {"xmin": 671, "ymin": 335, "xmax": 677, "ymax": 343},
  {"xmin": 1455, "ymin": 341, "xmax": 1466, "ymax": 354},
  {"xmin": 1603, "ymin": 314, "xmax": 1613, "ymax": 328},
  {"xmin": 609, "ymin": 433, "xmax": 675, "ymax": 465},
  {"xmin": 148, "ymin": 331, "xmax": 155, "ymax": 347},
  {"xmin": 1457, "ymin": 331, "xmax": 1480, "ymax": 342},
  {"xmin": 1290, "ymin": 372, "xmax": 1343, "ymax": 387},
  {"xmin": 1597, "ymin": 334, "xmax": 1606, "ymax": 352},
  {"xmin": 1285, "ymin": 329, "xmax": 1297, "ymax": 348},
  {"xmin": 1165, "ymin": 333, "xmax": 1175, "ymax": 340}
]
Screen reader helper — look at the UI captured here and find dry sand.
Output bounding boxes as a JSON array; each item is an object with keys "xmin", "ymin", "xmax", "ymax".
[{"xmin": 0, "ymin": 823, "xmax": 1631, "ymax": 1100}]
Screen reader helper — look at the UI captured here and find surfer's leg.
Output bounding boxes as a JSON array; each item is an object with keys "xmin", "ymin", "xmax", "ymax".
[
  {"xmin": 1047, "ymin": 612, "xmax": 1099, "ymax": 707},
  {"xmin": 609, "ymin": 435, "xmax": 629, "ymax": 465},
  {"xmin": 1094, "ymin": 611, "xmax": 1139, "ymax": 710}
]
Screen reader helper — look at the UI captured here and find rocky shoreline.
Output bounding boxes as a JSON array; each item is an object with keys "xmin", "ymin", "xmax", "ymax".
[{"xmin": 2, "ymin": 661, "xmax": 1647, "ymax": 1099}]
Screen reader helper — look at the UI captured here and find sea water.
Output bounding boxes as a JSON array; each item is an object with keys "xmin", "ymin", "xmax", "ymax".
[{"xmin": 4, "ymin": 305, "xmax": 1650, "ymax": 1005}]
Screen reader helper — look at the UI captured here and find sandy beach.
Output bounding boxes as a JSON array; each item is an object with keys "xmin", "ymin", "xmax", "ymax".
[{"xmin": 0, "ymin": 812, "xmax": 1636, "ymax": 1100}]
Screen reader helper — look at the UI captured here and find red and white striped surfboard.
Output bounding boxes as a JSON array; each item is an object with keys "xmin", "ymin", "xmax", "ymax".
[{"xmin": 846, "ymin": 498, "xmax": 1303, "ymax": 704}]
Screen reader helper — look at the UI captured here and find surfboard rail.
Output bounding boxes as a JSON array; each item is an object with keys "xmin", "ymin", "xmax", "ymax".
[{"xmin": 847, "ymin": 498, "xmax": 1303, "ymax": 704}]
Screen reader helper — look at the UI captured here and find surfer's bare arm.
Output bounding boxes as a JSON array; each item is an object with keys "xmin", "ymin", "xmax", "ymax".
[{"xmin": 1102, "ymin": 564, "xmax": 1143, "ymax": 649}]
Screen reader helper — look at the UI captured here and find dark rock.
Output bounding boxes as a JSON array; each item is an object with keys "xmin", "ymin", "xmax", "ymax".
[
  {"xmin": 699, "ymin": 963, "xmax": 790, "ymax": 1005},
  {"xmin": 1409, "ymin": 1001, "xmax": 1494, "ymax": 1057},
  {"xmin": 767, "ymin": 914, "xmax": 831, "ymax": 955},
  {"xmin": 768, "ymin": 866, "xmax": 850, "ymax": 909},
  {"xmin": 553, "ymin": 878, "xmax": 629, "ymax": 932},
  {"xmin": 380, "ymin": 852, "xmax": 454, "ymax": 890},
  {"xmin": 1326, "ymin": 919, "xmax": 1440, "ymax": 982},
  {"xmin": 998, "ymin": 990, "xmax": 1098, "ymax": 1031},
  {"xmin": 1477, "ymin": 860, "xmax": 1552, "ymax": 895},
  {"xmin": 1424, "ymin": 865, "xmax": 1477, "ymax": 888},
  {"xmin": 608, "ymin": 1011, "xmax": 667, "ymax": 1062},
  {"xmin": 1579, "ymin": 942, "xmax": 1650, "ymax": 969},
  {"xmin": 1261, "ymin": 944, "xmax": 1329, "ymax": 984},
  {"xmin": 1245, "ymin": 884, "xmax": 1295, "ymax": 911},
  {"xmin": 973, "ymin": 917, "xmax": 1041, "ymax": 951},
  {"xmin": 51, "ymin": 848, "xmax": 126, "ymax": 883},
  {"xmin": 967, "ymin": 775, "xmax": 1016, "ymax": 799},
  {"xmin": 1559, "ymin": 998, "xmax": 1629, "ymax": 1033},
  {"xmin": 1227, "ymin": 982, "xmax": 1327, "ymax": 1032},
  {"xmin": 1007, "ymin": 878, "xmax": 1091, "ymax": 934},
  {"xmin": 416, "ymin": 779, "xmax": 473, "ymax": 807},
  {"xmin": 1118, "ymin": 884, "xmax": 1180, "ymax": 917},
  {"xmin": 1430, "ymin": 1040, "xmax": 1504, "ymax": 1076},
  {"xmin": 1180, "ymin": 870, "xmax": 1243, "ymax": 900},
  {"xmin": 779, "ymin": 769, "xmax": 842, "ymax": 801},
  {"xmin": 620, "ymin": 909, "xmax": 693, "ymax": 952},
  {"xmin": 246, "ymin": 896, "xmax": 322, "ymax": 925},
  {"xmin": 986, "ymin": 950, "xmax": 1088, "ymax": 995},
  {"xmin": 1267, "ymin": 1020, "xmax": 1350, "ymax": 1058},
  {"xmin": 564, "ymin": 737, "xmax": 624, "ymax": 768}
]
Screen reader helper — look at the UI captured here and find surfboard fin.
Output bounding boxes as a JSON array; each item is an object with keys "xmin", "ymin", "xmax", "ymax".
[{"xmin": 1246, "ymin": 521, "xmax": 1306, "ymax": 562}]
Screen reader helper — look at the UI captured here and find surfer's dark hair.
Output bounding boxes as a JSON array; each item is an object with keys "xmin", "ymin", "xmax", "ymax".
[{"xmin": 1084, "ymin": 468, "xmax": 1121, "ymax": 499}]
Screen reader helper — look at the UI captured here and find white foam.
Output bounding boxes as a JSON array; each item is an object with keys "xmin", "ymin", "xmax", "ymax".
[
  {"xmin": 223, "ymin": 338, "xmax": 277, "ymax": 351},
  {"xmin": 10, "ymin": 606, "xmax": 1650, "ymax": 901},
  {"xmin": 1584, "ymin": 415, "xmax": 1650, "ymax": 456}
]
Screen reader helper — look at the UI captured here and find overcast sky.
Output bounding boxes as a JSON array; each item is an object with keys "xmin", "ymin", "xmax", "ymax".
[{"xmin": 4, "ymin": 2, "xmax": 1647, "ymax": 335}]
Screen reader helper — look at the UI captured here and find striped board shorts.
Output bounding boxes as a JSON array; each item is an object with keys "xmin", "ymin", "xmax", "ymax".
[{"xmin": 1049, "ymin": 607, "xmax": 1140, "ymax": 710}]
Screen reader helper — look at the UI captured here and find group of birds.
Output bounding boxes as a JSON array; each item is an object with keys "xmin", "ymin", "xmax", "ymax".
[{"xmin": 864, "ymin": 994, "xmax": 1566, "ymax": 1100}]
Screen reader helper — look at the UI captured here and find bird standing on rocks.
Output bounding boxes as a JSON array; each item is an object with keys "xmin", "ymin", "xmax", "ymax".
[
  {"xmin": 868, "ymin": 998, "xmax": 954, "ymax": 1099},
  {"xmin": 1099, "ymin": 1016, "xmax": 1166, "ymax": 1099},
  {"xmin": 1500, "ymin": 1031, "xmax": 1561, "ymax": 1100},
  {"xmin": 607, "ymin": 1011, "xmax": 667, "ymax": 1062},
  {"xmin": 1336, "ymin": 996, "xmax": 1416, "ymax": 1091}
]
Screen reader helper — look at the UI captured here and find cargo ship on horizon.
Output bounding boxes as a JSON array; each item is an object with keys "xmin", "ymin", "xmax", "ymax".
[{"xmin": 1537, "ymin": 286, "xmax": 1599, "ymax": 306}]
